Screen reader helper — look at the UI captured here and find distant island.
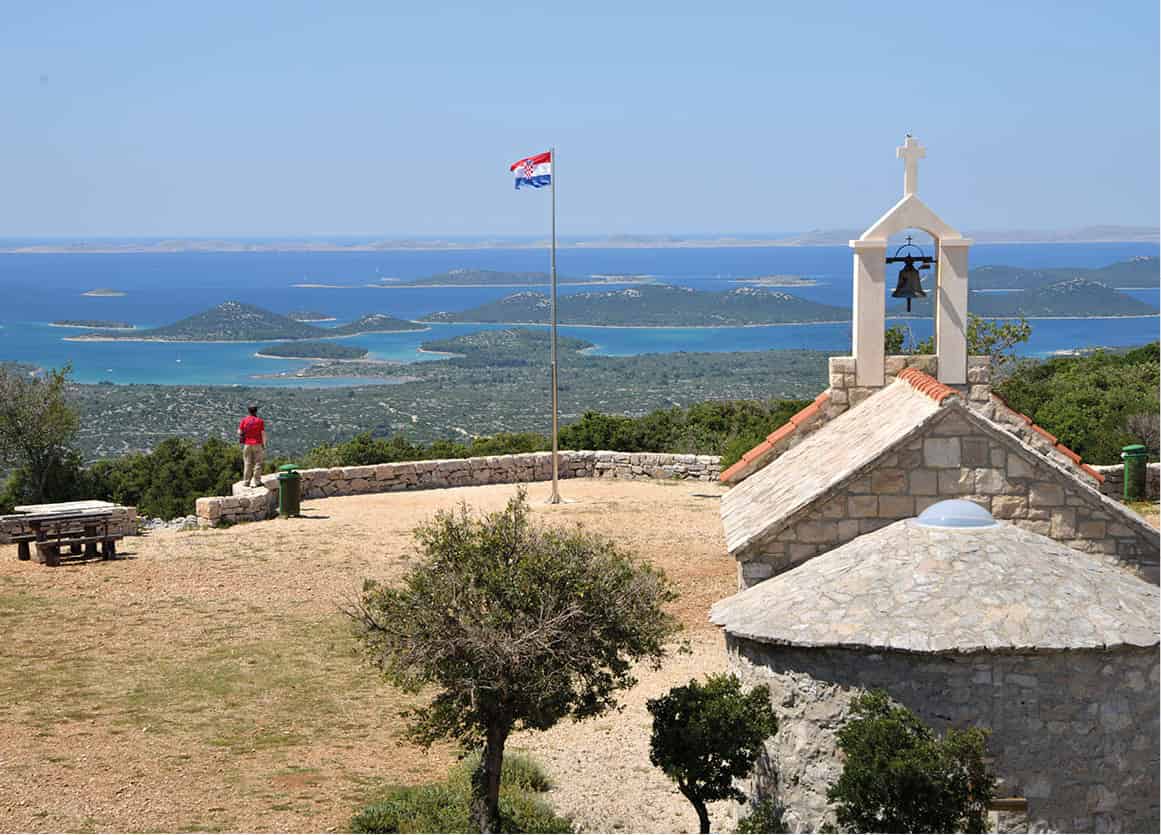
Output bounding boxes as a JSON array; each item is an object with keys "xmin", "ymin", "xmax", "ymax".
[
  {"xmin": 65, "ymin": 302, "xmax": 426, "ymax": 342},
  {"xmin": 397, "ymin": 269, "xmax": 656, "ymax": 287},
  {"xmin": 422, "ymin": 285, "xmax": 850, "ymax": 327},
  {"xmin": 51, "ymin": 319, "xmax": 135, "ymax": 330},
  {"xmin": 286, "ymin": 310, "xmax": 336, "ymax": 322},
  {"xmin": 6, "ymin": 226, "xmax": 1154, "ymax": 254},
  {"xmin": 893, "ymin": 277, "xmax": 1157, "ymax": 318},
  {"xmin": 256, "ymin": 341, "xmax": 369, "ymax": 360},
  {"xmin": 967, "ymin": 256, "xmax": 1160, "ymax": 291},
  {"xmin": 420, "ymin": 328, "xmax": 595, "ymax": 365},
  {"xmin": 326, "ymin": 313, "xmax": 427, "ymax": 335},
  {"xmin": 81, "ymin": 288, "xmax": 126, "ymax": 297},
  {"xmin": 731, "ymin": 275, "xmax": 820, "ymax": 287}
]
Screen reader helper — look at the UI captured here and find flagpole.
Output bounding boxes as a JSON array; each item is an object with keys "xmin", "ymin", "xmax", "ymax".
[{"xmin": 548, "ymin": 145, "xmax": 561, "ymax": 504}]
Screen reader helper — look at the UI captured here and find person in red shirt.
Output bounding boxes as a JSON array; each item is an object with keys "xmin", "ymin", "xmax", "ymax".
[{"xmin": 238, "ymin": 405, "xmax": 267, "ymax": 487}]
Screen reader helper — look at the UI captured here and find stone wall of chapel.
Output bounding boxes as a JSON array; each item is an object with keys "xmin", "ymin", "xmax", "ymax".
[
  {"xmin": 727, "ymin": 636, "xmax": 1160, "ymax": 834},
  {"xmin": 736, "ymin": 412, "xmax": 1159, "ymax": 589}
]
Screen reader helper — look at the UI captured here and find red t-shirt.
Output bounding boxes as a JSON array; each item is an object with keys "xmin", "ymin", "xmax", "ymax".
[{"xmin": 239, "ymin": 415, "xmax": 265, "ymax": 445}]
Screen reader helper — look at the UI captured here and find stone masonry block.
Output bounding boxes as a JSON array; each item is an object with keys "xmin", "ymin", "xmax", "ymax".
[
  {"xmin": 938, "ymin": 469, "xmax": 975, "ymax": 495},
  {"xmin": 923, "ymin": 438, "xmax": 961, "ymax": 468},
  {"xmin": 1051, "ymin": 509, "xmax": 1077, "ymax": 539},
  {"xmin": 1007, "ymin": 453, "xmax": 1035, "ymax": 480},
  {"xmin": 878, "ymin": 495, "xmax": 914, "ymax": 518},
  {"xmin": 796, "ymin": 520, "xmax": 838, "ymax": 544},
  {"xmin": 909, "ymin": 469, "xmax": 939, "ymax": 495},
  {"xmin": 974, "ymin": 468, "xmax": 1008, "ymax": 495},
  {"xmin": 848, "ymin": 495, "xmax": 878, "ymax": 518},
  {"xmin": 992, "ymin": 495, "xmax": 1028, "ymax": 519},
  {"xmin": 1029, "ymin": 482, "xmax": 1065, "ymax": 507},
  {"xmin": 829, "ymin": 356, "xmax": 855, "ymax": 375},
  {"xmin": 1078, "ymin": 520, "xmax": 1107, "ymax": 539},
  {"xmin": 962, "ymin": 437, "xmax": 990, "ymax": 468},
  {"xmin": 871, "ymin": 469, "xmax": 907, "ymax": 494}
]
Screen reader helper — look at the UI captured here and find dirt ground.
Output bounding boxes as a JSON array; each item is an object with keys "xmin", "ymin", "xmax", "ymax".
[{"xmin": 0, "ymin": 479, "xmax": 736, "ymax": 834}]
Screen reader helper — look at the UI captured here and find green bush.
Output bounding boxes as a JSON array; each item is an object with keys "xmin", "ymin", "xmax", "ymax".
[
  {"xmin": 826, "ymin": 691, "xmax": 994, "ymax": 833},
  {"xmin": 995, "ymin": 342, "xmax": 1159, "ymax": 463},
  {"xmin": 350, "ymin": 752, "xmax": 570, "ymax": 834}
]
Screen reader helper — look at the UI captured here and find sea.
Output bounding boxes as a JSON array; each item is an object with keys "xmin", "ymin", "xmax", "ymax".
[{"xmin": 0, "ymin": 243, "xmax": 1157, "ymax": 388}]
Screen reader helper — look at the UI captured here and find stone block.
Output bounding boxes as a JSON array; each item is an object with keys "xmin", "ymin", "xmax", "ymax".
[
  {"xmin": 914, "ymin": 495, "xmax": 940, "ymax": 515},
  {"xmin": 992, "ymin": 495, "xmax": 1027, "ymax": 519},
  {"xmin": 796, "ymin": 520, "xmax": 838, "ymax": 544},
  {"xmin": 938, "ymin": 469, "xmax": 974, "ymax": 495},
  {"xmin": 1050, "ymin": 509, "xmax": 1076, "ymax": 539},
  {"xmin": 962, "ymin": 437, "xmax": 990, "ymax": 468},
  {"xmin": 884, "ymin": 356, "xmax": 906, "ymax": 375},
  {"xmin": 829, "ymin": 356, "xmax": 855, "ymax": 375},
  {"xmin": 969, "ymin": 385, "xmax": 991, "ymax": 402},
  {"xmin": 990, "ymin": 446, "xmax": 1006, "ymax": 467},
  {"xmin": 837, "ymin": 519, "xmax": 860, "ymax": 541},
  {"xmin": 829, "ymin": 372, "xmax": 845, "ymax": 388},
  {"xmin": 909, "ymin": 469, "xmax": 938, "ymax": 495},
  {"xmin": 848, "ymin": 388, "xmax": 874, "ymax": 408},
  {"xmin": 878, "ymin": 495, "xmax": 914, "ymax": 518},
  {"xmin": 1029, "ymin": 482, "xmax": 1065, "ymax": 507},
  {"xmin": 828, "ymin": 388, "xmax": 849, "ymax": 406},
  {"xmin": 923, "ymin": 438, "xmax": 961, "ymax": 468},
  {"xmin": 848, "ymin": 495, "xmax": 878, "ymax": 518},
  {"xmin": 870, "ymin": 468, "xmax": 907, "ymax": 494},
  {"xmin": 741, "ymin": 562, "xmax": 774, "ymax": 583},
  {"xmin": 1078, "ymin": 520, "xmax": 1107, "ymax": 539},
  {"xmin": 820, "ymin": 495, "xmax": 845, "ymax": 519},
  {"xmin": 974, "ymin": 468, "xmax": 1008, "ymax": 494}
]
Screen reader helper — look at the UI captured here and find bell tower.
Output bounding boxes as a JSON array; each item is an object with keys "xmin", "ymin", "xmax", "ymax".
[{"xmin": 849, "ymin": 136, "xmax": 972, "ymax": 386}]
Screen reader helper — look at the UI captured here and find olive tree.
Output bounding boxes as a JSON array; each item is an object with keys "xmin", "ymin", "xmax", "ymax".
[
  {"xmin": 826, "ymin": 691, "xmax": 994, "ymax": 833},
  {"xmin": 647, "ymin": 674, "xmax": 778, "ymax": 833},
  {"xmin": 352, "ymin": 489, "xmax": 680, "ymax": 833},
  {"xmin": 0, "ymin": 365, "xmax": 80, "ymax": 505}
]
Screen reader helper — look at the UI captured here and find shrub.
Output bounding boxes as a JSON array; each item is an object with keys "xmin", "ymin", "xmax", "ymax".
[
  {"xmin": 350, "ymin": 752, "xmax": 570, "ymax": 834},
  {"xmin": 351, "ymin": 490, "xmax": 678, "ymax": 832},
  {"xmin": 826, "ymin": 690, "xmax": 994, "ymax": 833},
  {"xmin": 647, "ymin": 674, "xmax": 778, "ymax": 834}
]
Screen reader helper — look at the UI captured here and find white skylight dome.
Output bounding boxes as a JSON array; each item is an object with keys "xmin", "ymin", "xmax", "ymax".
[{"xmin": 915, "ymin": 499, "xmax": 998, "ymax": 529}]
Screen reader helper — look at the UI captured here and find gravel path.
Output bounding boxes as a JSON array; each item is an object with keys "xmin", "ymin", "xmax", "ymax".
[{"xmin": 1, "ymin": 478, "xmax": 736, "ymax": 833}]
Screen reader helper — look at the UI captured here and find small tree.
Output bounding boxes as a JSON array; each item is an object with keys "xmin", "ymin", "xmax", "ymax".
[
  {"xmin": 826, "ymin": 691, "xmax": 994, "ymax": 833},
  {"xmin": 647, "ymin": 675, "xmax": 778, "ymax": 834},
  {"xmin": 885, "ymin": 315, "xmax": 1031, "ymax": 375},
  {"xmin": 352, "ymin": 489, "xmax": 680, "ymax": 833},
  {"xmin": 0, "ymin": 365, "xmax": 80, "ymax": 505}
]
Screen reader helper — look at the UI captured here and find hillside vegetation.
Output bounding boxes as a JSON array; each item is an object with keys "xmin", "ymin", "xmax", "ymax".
[
  {"xmin": 74, "ymin": 301, "xmax": 327, "ymax": 341},
  {"xmin": 893, "ymin": 277, "xmax": 1156, "ymax": 318},
  {"xmin": 256, "ymin": 341, "xmax": 368, "ymax": 360},
  {"xmin": 423, "ymin": 285, "xmax": 850, "ymax": 326},
  {"xmin": 326, "ymin": 313, "xmax": 425, "ymax": 335}
]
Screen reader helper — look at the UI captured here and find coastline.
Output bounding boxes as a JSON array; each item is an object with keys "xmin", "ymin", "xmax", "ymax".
[
  {"xmin": 63, "ymin": 325, "xmax": 430, "ymax": 343},
  {"xmin": 254, "ymin": 351, "xmax": 373, "ymax": 361},
  {"xmin": 49, "ymin": 322, "xmax": 136, "ymax": 330}
]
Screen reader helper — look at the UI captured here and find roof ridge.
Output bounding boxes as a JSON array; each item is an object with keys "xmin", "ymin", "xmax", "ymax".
[
  {"xmin": 990, "ymin": 392, "xmax": 1104, "ymax": 484},
  {"xmin": 895, "ymin": 367, "xmax": 959, "ymax": 404}
]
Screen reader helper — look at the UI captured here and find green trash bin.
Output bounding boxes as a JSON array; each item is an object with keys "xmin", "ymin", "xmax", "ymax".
[
  {"xmin": 277, "ymin": 464, "xmax": 302, "ymax": 517},
  {"xmin": 1122, "ymin": 444, "xmax": 1148, "ymax": 502}
]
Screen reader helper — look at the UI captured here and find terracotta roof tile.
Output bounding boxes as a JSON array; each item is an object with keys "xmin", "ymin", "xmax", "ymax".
[
  {"xmin": 766, "ymin": 423, "xmax": 796, "ymax": 446},
  {"xmin": 741, "ymin": 440, "xmax": 773, "ymax": 463},
  {"xmin": 896, "ymin": 368, "xmax": 958, "ymax": 403},
  {"xmin": 718, "ymin": 458, "xmax": 750, "ymax": 484},
  {"xmin": 1080, "ymin": 463, "xmax": 1106, "ymax": 484},
  {"xmin": 989, "ymin": 393, "xmax": 1100, "ymax": 483},
  {"xmin": 789, "ymin": 402, "xmax": 820, "ymax": 426},
  {"xmin": 720, "ymin": 393, "xmax": 832, "ymax": 484},
  {"xmin": 1055, "ymin": 443, "xmax": 1083, "ymax": 465}
]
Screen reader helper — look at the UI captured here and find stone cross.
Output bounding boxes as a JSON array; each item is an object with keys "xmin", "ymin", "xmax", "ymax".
[{"xmin": 897, "ymin": 135, "xmax": 925, "ymax": 196}]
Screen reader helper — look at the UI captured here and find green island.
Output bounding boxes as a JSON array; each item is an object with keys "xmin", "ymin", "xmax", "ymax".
[
  {"xmin": 398, "ymin": 268, "xmax": 656, "ymax": 286},
  {"xmin": 256, "ymin": 341, "xmax": 369, "ymax": 360},
  {"xmin": 63, "ymin": 302, "xmax": 421, "ymax": 342},
  {"xmin": 967, "ymin": 255, "xmax": 1159, "ymax": 290},
  {"xmin": 51, "ymin": 319, "xmax": 136, "ymax": 329},
  {"xmin": 893, "ymin": 277, "xmax": 1157, "ymax": 318},
  {"xmin": 732, "ymin": 275, "xmax": 820, "ymax": 287},
  {"xmin": 326, "ymin": 313, "xmax": 426, "ymax": 335},
  {"xmin": 422, "ymin": 285, "xmax": 850, "ymax": 326}
]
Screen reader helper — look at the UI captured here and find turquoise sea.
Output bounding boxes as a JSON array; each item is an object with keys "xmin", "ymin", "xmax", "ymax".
[{"xmin": 0, "ymin": 243, "xmax": 1157, "ymax": 387}]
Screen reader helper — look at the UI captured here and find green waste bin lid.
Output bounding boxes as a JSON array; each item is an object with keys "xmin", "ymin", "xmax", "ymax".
[
  {"xmin": 278, "ymin": 463, "xmax": 301, "ymax": 472},
  {"xmin": 1122, "ymin": 444, "xmax": 1147, "ymax": 455}
]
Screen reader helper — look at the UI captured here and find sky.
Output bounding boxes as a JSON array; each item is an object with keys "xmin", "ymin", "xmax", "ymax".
[{"xmin": 0, "ymin": 1, "xmax": 1157, "ymax": 238}]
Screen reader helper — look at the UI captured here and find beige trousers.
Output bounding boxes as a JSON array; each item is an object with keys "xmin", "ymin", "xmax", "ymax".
[{"xmin": 242, "ymin": 444, "xmax": 265, "ymax": 486}]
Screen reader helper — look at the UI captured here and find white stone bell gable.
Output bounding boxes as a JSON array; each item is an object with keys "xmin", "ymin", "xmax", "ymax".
[{"xmin": 849, "ymin": 136, "xmax": 973, "ymax": 387}]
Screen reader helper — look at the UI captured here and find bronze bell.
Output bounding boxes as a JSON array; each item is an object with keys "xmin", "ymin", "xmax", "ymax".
[{"xmin": 891, "ymin": 257, "xmax": 927, "ymax": 312}]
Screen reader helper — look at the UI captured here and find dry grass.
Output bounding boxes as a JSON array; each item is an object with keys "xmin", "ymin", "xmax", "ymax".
[{"xmin": 0, "ymin": 479, "xmax": 733, "ymax": 833}]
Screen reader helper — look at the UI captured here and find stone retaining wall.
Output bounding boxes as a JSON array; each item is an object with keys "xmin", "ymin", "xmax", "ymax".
[
  {"xmin": 196, "ymin": 450, "xmax": 721, "ymax": 526},
  {"xmin": 1091, "ymin": 462, "xmax": 1161, "ymax": 502},
  {"xmin": 0, "ymin": 506, "xmax": 138, "ymax": 544}
]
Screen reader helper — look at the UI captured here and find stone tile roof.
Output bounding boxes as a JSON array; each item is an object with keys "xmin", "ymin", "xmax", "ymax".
[
  {"xmin": 711, "ymin": 518, "xmax": 1160, "ymax": 653},
  {"xmin": 720, "ymin": 380, "xmax": 945, "ymax": 555},
  {"xmin": 719, "ymin": 393, "xmax": 830, "ymax": 485}
]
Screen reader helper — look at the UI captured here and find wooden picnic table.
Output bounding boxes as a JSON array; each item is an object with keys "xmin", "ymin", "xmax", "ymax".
[{"xmin": 3, "ymin": 500, "xmax": 125, "ymax": 566}]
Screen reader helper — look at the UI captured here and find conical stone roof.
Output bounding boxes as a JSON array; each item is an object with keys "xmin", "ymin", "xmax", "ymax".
[{"xmin": 711, "ymin": 514, "xmax": 1159, "ymax": 654}]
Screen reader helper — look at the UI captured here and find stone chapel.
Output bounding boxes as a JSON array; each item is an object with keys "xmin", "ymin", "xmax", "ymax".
[
  {"xmin": 718, "ymin": 136, "xmax": 1159, "ymax": 587},
  {"xmin": 712, "ymin": 137, "xmax": 1160, "ymax": 833}
]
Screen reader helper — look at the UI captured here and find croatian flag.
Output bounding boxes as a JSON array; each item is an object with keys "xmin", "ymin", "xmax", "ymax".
[{"xmin": 510, "ymin": 151, "xmax": 552, "ymax": 189}]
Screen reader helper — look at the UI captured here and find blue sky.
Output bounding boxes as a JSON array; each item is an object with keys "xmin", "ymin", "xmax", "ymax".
[{"xmin": 1, "ymin": 1, "xmax": 1157, "ymax": 237}]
